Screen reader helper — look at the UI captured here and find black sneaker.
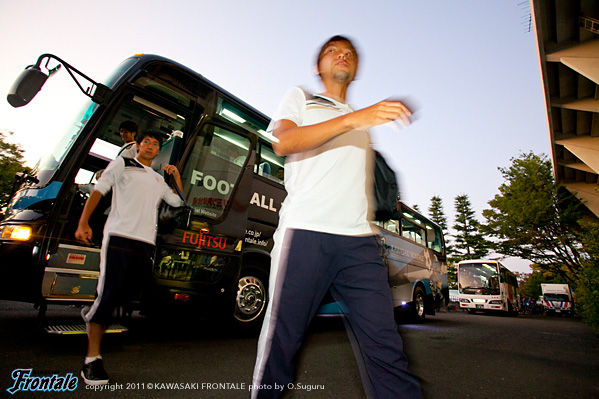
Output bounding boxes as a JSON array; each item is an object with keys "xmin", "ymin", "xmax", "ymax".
[{"xmin": 81, "ymin": 358, "xmax": 109, "ymax": 385}]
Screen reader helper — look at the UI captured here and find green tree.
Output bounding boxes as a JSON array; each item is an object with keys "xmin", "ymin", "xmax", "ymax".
[
  {"xmin": 428, "ymin": 195, "xmax": 447, "ymax": 232},
  {"xmin": 517, "ymin": 265, "xmax": 567, "ymax": 300},
  {"xmin": 0, "ymin": 131, "xmax": 30, "ymax": 216},
  {"xmin": 452, "ymin": 193, "xmax": 490, "ymax": 261},
  {"xmin": 482, "ymin": 152, "xmax": 585, "ymax": 284},
  {"xmin": 428, "ymin": 195, "xmax": 456, "ymax": 288},
  {"xmin": 577, "ymin": 223, "xmax": 599, "ymax": 334}
]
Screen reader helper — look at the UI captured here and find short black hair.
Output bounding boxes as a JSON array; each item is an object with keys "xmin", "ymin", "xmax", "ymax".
[
  {"xmin": 119, "ymin": 120, "xmax": 138, "ymax": 133},
  {"xmin": 137, "ymin": 130, "xmax": 163, "ymax": 149},
  {"xmin": 316, "ymin": 35, "xmax": 359, "ymax": 67}
]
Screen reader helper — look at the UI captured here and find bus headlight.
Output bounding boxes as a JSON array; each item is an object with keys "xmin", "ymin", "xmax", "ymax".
[
  {"xmin": 0, "ymin": 225, "xmax": 32, "ymax": 241},
  {"xmin": 489, "ymin": 300, "xmax": 502, "ymax": 305},
  {"xmin": 459, "ymin": 298, "xmax": 471, "ymax": 303}
]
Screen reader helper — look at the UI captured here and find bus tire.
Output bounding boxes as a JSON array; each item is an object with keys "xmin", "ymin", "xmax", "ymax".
[
  {"xmin": 232, "ymin": 267, "xmax": 268, "ymax": 334},
  {"xmin": 412, "ymin": 286, "xmax": 426, "ymax": 323}
]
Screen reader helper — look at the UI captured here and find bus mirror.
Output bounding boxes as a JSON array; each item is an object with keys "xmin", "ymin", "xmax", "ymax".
[{"xmin": 7, "ymin": 66, "xmax": 49, "ymax": 108}]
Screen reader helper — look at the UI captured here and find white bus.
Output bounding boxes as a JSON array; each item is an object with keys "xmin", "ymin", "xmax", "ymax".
[
  {"xmin": 374, "ymin": 203, "xmax": 449, "ymax": 322},
  {"xmin": 457, "ymin": 259, "xmax": 520, "ymax": 315}
]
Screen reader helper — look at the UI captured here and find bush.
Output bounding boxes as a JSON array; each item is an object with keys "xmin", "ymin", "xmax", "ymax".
[{"xmin": 576, "ymin": 224, "xmax": 599, "ymax": 334}]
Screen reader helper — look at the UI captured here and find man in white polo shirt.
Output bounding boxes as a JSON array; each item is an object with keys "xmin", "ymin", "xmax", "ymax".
[
  {"xmin": 251, "ymin": 36, "xmax": 422, "ymax": 398},
  {"xmin": 75, "ymin": 130, "xmax": 183, "ymax": 386}
]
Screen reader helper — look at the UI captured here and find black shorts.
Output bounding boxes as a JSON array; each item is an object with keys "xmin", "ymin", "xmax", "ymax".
[{"xmin": 84, "ymin": 235, "xmax": 155, "ymax": 325}]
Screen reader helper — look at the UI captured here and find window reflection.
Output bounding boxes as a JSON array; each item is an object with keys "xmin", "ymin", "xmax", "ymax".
[
  {"xmin": 181, "ymin": 126, "xmax": 250, "ymax": 219},
  {"xmin": 155, "ymin": 250, "xmax": 227, "ymax": 282}
]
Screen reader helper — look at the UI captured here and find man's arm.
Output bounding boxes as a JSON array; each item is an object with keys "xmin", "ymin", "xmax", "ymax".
[
  {"xmin": 162, "ymin": 165, "xmax": 183, "ymax": 195},
  {"xmin": 273, "ymin": 100, "xmax": 412, "ymax": 156},
  {"xmin": 74, "ymin": 191, "xmax": 103, "ymax": 245}
]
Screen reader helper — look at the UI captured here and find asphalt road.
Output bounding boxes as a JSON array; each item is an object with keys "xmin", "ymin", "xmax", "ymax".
[{"xmin": 0, "ymin": 301, "xmax": 597, "ymax": 399}]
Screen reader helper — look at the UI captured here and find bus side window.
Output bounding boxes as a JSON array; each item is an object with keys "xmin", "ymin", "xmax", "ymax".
[
  {"xmin": 425, "ymin": 222, "xmax": 443, "ymax": 253},
  {"xmin": 401, "ymin": 218, "xmax": 425, "ymax": 245},
  {"xmin": 180, "ymin": 126, "xmax": 251, "ymax": 219},
  {"xmin": 151, "ymin": 131, "xmax": 181, "ymax": 176},
  {"xmin": 385, "ymin": 220, "xmax": 398, "ymax": 233},
  {"xmin": 255, "ymin": 141, "xmax": 285, "ymax": 184}
]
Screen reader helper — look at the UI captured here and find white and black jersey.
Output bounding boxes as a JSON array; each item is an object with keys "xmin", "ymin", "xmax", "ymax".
[
  {"xmin": 117, "ymin": 141, "xmax": 137, "ymax": 159},
  {"xmin": 94, "ymin": 157, "xmax": 182, "ymax": 245}
]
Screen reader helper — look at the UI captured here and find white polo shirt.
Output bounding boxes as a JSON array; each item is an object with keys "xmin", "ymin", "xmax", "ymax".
[
  {"xmin": 94, "ymin": 157, "xmax": 183, "ymax": 245},
  {"xmin": 270, "ymin": 87, "xmax": 374, "ymax": 236},
  {"xmin": 117, "ymin": 142, "xmax": 137, "ymax": 158}
]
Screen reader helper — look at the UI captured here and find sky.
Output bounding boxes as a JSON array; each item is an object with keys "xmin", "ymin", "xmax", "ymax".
[{"xmin": 0, "ymin": 0, "xmax": 550, "ymax": 273}]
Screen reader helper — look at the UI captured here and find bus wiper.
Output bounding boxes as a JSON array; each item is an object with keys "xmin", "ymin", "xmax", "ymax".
[
  {"xmin": 15, "ymin": 172, "xmax": 39, "ymax": 185},
  {"xmin": 8, "ymin": 171, "xmax": 39, "ymax": 201}
]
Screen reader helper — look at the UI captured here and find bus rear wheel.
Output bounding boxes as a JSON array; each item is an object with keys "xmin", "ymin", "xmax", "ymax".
[
  {"xmin": 412, "ymin": 286, "xmax": 426, "ymax": 323},
  {"xmin": 233, "ymin": 267, "xmax": 268, "ymax": 333}
]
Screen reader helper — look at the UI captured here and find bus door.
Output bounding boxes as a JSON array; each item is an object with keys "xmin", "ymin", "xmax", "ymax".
[
  {"xmin": 149, "ymin": 120, "xmax": 256, "ymax": 310},
  {"xmin": 244, "ymin": 139, "xmax": 286, "ymax": 255},
  {"xmin": 41, "ymin": 92, "xmax": 189, "ymax": 304}
]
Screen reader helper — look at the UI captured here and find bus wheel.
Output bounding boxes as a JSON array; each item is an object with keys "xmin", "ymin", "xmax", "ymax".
[
  {"xmin": 412, "ymin": 286, "xmax": 426, "ymax": 323},
  {"xmin": 233, "ymin": 268, "xmax": 268, "ymax": 333}
]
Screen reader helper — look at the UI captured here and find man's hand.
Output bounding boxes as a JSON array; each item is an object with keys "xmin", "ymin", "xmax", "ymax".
[
  {"xmin": 349, "ymin": 100, "xmax": 412, "ymax": 131},
  {"xmin": 162, "ymin": 165, "xmax": 180, "ymax": 178},
  {"xmin": 75, "ymin": 223, "xmax": 93, "ymax": 245},
  {"xmin": 74, "ymin": 190, "xmax": 103, "ymax": 246},
  {"xmin": 163, "ymin": 165, "xmax": 183, "ymax": 195}
]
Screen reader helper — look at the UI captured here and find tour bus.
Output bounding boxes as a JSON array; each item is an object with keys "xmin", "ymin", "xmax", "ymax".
[
  {"xmin": 3, "ymin": 53, "xmax": 286, "ymax": 332},
  {"xmin": 2, "ymin": 53, "xmax": 447, "ymax": 332},
  {"xmin": 457, "ymin": 259, "xmax": 520, "ymax": 315},
  {"xmin": 372, "ymin": 203, "xmax": 449, "ymax": 322}
]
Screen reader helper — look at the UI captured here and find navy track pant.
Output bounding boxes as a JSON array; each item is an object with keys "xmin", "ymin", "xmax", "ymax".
[
  {"xmin": 252, "ymin": 229, "xmax": 422, "ymax": 399},
  {"xmin": 84, "ymin": 235, "xmax": 154, "ymax": 326}
]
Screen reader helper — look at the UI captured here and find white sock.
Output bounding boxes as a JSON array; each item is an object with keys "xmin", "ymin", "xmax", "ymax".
[{"xmin": 84, "ymin": 355, "xmax": 102, "ymax": 364}]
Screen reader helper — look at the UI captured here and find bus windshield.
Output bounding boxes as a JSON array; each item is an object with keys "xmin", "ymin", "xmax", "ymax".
[
  {"xmin": 27, "ymin": 58, "xmax": 143, "ymax": 188},
  {"xmin": 458, "ymin": 262, "xmax": 500, "ymax": 295},
  {"xmin": 32, "ymin": 100, "xmax": 98, "ymax": 187}
]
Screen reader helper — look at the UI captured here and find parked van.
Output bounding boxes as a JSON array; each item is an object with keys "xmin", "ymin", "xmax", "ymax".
[{"xmin": 540, "ymin": 284, "xmax": 573, "ymax": 316}]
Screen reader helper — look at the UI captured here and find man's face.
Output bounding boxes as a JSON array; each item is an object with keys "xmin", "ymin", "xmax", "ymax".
[
  {"xmin": 136, "ymin": 136, "xmax": 161, "ymax": 160},
  {"xmin": 317, "ymin": 40, "xmax": 358, "ymax": 83},
  {"xmin": 119, "ymin": 128, "xmax": 136, "ymax": 143}
]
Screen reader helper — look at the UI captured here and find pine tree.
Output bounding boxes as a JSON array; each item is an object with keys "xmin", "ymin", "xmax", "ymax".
[
  {"xmin": 428, "ymin": 195, "xmax": 457, "ymax": 288},
  {"xmin": 452, "ymin": 193, "xmax": 490, "ymax": 261},
  {"xmin": 428, "ymin": 195, "xmax": 447, "ymax": 232}
]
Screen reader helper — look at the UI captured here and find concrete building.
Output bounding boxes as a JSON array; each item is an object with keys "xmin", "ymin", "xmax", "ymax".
[{"xmin": 531, "ymin": 0, "xmax": 599, "ymax": 220}]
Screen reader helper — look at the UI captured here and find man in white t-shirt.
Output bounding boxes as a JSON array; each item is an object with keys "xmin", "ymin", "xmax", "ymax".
[
  {"xmin": 251, "ymin": 36, "xmax": 422, "ymax": 399},
  {"xmin": 75, "ymin": 130, "xmax": 183, "ymax": 386}
]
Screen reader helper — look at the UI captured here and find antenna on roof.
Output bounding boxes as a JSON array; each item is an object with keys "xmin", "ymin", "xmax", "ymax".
[{"xmin": 518, "ymin": 1, "xmax": 532, "ymax": 33}]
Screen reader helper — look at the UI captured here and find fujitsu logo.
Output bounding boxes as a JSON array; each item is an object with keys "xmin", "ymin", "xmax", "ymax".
[{"xmin": 182, "ymin": 229, "xmax": 227, "ymax": 249}]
